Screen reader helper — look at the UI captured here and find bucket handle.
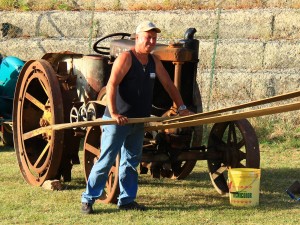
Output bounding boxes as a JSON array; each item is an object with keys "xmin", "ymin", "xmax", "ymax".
[{"xmin": 228, "ymin": 174, "xmax": 259, "ymax": 195}]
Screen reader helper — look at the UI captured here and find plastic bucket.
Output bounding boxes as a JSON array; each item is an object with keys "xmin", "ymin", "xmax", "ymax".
[{"xmin": 228, "ymin": 168, "xmax": 261, "ymax": 206}]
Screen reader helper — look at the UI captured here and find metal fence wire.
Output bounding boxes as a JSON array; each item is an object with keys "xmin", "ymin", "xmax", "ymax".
[{"xmin": 1, "ymin": 1, "xmax": 300, "ymax": 130}]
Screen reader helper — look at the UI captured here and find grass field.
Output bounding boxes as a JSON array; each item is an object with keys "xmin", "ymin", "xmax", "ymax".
[{"xmin": 0, "ymin": 138, "xmax": 299, "ymax": 225}]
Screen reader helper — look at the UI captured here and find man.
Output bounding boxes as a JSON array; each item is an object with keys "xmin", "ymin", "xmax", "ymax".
[{"xmin": 81, "ymin": 21, "xmax": 191, "ymax": 214}]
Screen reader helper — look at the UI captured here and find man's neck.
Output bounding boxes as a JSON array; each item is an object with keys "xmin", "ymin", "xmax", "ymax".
[{"xmin": 134, "ymin": 48, "xmax": 149, "ymax": 64}]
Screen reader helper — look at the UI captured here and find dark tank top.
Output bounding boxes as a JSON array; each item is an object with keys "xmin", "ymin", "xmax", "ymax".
[{"xmin": 104, "ymin": 50, "xmax": 156, "ymax": 118}]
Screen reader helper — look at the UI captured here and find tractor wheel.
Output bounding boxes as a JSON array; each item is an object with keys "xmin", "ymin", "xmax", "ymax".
[
  {"xmin": 207, "ymin": 119, "xmax": 260, "ymax": 194},
  {"xmin": 83, "ymin": 126, "xmax": 120, "ymax": 204},
  {"xmin": 13, "ymin": 59, "xmax": 64, "ymax": 186}
]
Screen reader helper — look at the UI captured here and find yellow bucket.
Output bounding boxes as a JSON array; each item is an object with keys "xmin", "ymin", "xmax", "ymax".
[{"xmin": 228, "ymin": 168, "xmax": 261, "ymax": 206}]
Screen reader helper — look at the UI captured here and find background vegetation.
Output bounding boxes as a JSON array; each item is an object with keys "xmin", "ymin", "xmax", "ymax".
[{"xmin": 0, "ymin": 0, "xmax": 300, "ymax": 11}]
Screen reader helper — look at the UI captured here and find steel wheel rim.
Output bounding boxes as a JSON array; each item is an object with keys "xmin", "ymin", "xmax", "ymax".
[
  {"xmin": 207, "ymin": 119, "xmax": 260, "ymax": 194},
  {"xmin": 83, "ymin": 126, "xmax": 120, "ymax": 204},
  {"xmin": 13, "ymin": 60, "xmax": 64, "ymax": 186},
  {"xmin": 169, "ymin": 159, "xmax": 197, "ymax": 179}
]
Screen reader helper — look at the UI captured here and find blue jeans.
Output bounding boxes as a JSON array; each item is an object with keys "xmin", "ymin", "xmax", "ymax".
[{"xmin": 81, "ymin": 116, "xmax": 144, "ymax": 206}]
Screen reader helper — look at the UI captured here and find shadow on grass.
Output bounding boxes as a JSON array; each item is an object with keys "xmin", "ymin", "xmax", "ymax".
[
  {"xmin": 137, "ymin": 168, "xmax": 300, "ymax": 211},
  {"xmin": 67, "ymin": 167, "xmax": 299, "ymax": 192},
  {"xmin": 0, "ymin": 145, "xmax": 15, "ymax": 152},
  {"xmin": 63, "ymin": 177, "xmax": 86, "ymax": 190},
  {"xmin": 58, "ymin": 167, "xmax": 300, "ymax": 214}
]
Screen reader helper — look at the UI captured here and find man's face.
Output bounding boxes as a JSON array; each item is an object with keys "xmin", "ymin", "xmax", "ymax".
[{"xmin": 136, "ymin": 30, "xmax": 157, "ymax": 53}]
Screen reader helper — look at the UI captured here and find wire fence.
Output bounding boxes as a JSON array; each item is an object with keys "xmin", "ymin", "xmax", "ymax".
[{"xmin": 1, "ymin": 3, "xmax": 300, "ymax": 135}]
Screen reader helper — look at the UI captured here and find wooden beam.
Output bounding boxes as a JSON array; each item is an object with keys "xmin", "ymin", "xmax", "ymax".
[
  {"xmin": 164, "ymin": 89, "xmax": 300, "ymax": 123},
  {"xmin": 145, "ymin": 101, "xmax": 300, "ymax": 131},
  {"xmin": 22, "ymin": 116, "xmax": 168, "ymax": 140}
]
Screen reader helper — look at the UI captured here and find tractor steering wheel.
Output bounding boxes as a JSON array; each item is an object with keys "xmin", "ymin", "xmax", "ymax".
[{"xmin": 93, "ymin": 32, "xmax": 131, "ymax": 55}]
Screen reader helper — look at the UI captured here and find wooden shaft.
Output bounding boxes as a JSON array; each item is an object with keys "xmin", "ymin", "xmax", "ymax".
[
  {"xmin": 22, "ymin": 116, "xmax": 169, "ymax": 140},
  {"xmin": 164, "ymin": 89, "xmax": 300, "ymax": 123},
  {"xmin": 145, "ymin": 101, "xmax": 300, "ymax": 131},
  {"xmin": 22, "ymin": 90, "xmax": 300, "ymax": 140}
]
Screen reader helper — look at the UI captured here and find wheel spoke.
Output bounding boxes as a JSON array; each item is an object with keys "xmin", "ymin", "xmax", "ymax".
[
  {"xmin": 237, "ymin": 162, "xmax": 246, "ymax": 168},
  {"xmin": 238, "ymin": 150, "xmax": 247, "ymax": 160},
  {"xmin": 236, "ymin": 139, "xmax": 245, "ymax": 149},
  {"xmin": 84, "ymin": 143, "xmax": 99, "ymax": 157},
  {"xmin": 38, "ymin": 76, "xmax": 48, "ymax": 94},
  {"xmin": 106, "ymin": 175, "xmax": 112, "ymax": 192},
  {"xmin": 227, "ymin": 123, "xmax": 237, "ymax": 145},
  {"xmin": 34, "ymin": 141, "xmax": 50, "ymax": 169},
  {"xmin": 25, "ymin": 92, "xmax": 46, "ymax": 111},
  {"xmin": 211, "ymin": 133, "xmax": 227, "ymax": 146},
  {"xmin": 22, "ymin": 127, "xmax": 51, "ymax": 140},
  {"xmin": 110, "ymin": 165, "xmax": 116, "ymax": 174},
  {"xmin": 210, "ymin": 165, "xmax": 227, "ymax": 180}
]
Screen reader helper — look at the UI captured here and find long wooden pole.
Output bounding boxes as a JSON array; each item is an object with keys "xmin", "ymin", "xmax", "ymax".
[
  {"xmin": 163, "ymin": 89, "xmax": 300, "ymax": 123},
  {"xmin": 22, "ymin": 116, "xmax": 168, "ymax": 140},
  {"xmin": 145, "ymin": 101, "xmax": 300, "ymax": 131},
  {"xmin": 22, "ymin": 91, "xmax": 300, "ymax": 140}
]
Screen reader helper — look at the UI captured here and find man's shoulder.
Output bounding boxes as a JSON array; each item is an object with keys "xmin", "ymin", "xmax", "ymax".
[
  {"xmin": 113, "ymin": 51, "xmax": 132, "ymax": 69},
  {"xmin": 117, "ymin": 51, "xmax": 132, "ymax": 60},
  {"xmin": 120, "ymin": 50, "xmax": 133, "ymax": 60}
]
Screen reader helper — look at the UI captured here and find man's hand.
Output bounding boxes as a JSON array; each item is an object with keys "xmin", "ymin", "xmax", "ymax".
[
  {"xmin": 111, "ymin": 113, "xmax": 128, "ymax": 125},
  {"xmin": 178, "ymin": 109, "xmax": 193, "ymax": 116}
]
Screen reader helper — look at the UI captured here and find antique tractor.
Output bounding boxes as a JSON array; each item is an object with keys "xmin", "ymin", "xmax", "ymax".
[
  {"xmin": 12, "ymin": 28, "xmax": 260, "ymax": 203},
  {"xmin": 0, "ymin": 55, "xmax": 24, "ymax": 146}
]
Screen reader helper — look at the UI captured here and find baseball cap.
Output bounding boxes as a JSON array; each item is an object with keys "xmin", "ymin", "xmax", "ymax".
[{"xmin": 136, "ymin": 21, "xmax": 161, "ymax": 34}]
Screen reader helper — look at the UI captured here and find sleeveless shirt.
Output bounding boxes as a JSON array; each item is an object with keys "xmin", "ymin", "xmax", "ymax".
[{"xmin": 104, "ymin": 50, "xmax": 156, "ymax": 118}]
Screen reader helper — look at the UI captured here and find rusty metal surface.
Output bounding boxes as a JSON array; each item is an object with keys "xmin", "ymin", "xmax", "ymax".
[
  {"xmin": 13, "ymin": 60, "xmax": 64, "ymax": 186},
  {"xmin": 76, "ymin": 55, "xmax": 109, "ymax": 102},
  {"xmin": 207, "ymin": 119, "xmax": 260, "ymax": 194},
  {"xmin": 12, "ymin": 57, "xmax": 85, "ymax": 186},
  {"xmin": 153, "ymin": 44, "xmax": 194, "ymax": 62},
  {"xmin": 110, "ymin": 39, "xmax": 194, "ymax": 62}
]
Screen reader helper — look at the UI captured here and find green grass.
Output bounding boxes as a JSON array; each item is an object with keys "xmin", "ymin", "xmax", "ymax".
[{"xmin": 0, "ymin": 137, "xmax": 299, "ymax": 225}]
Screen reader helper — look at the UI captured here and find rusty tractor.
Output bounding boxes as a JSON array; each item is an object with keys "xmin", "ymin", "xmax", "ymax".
[{"xmin": 12, "ymin": 28, "xmax": 263, "ymax": 203}]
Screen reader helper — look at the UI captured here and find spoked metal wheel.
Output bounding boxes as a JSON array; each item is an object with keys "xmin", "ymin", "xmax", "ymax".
[
  {"xmin": 169, "ymin": 158, "xmax": 197, "ymax": 179},
  {"xmin": 168, "ymin": 82, "xmax": 204, "ymax": 180},
  {"xmin": 13, "ymin": 59, "xmax": 64, "ymax": 186},
  {"xmin": 83, "ymin": 126, "xmax": 120, "ymax": 204},
  {"xmin": 143, "ymin": 109, "xmax": 200, "ymax": 180},
  {"xmin": 207, "ymin": 119, "xmax": 260, "ymax": 194},
  {"xmin": 168, "ymin": 125, "xmax": 200, "ymax": 180}
]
